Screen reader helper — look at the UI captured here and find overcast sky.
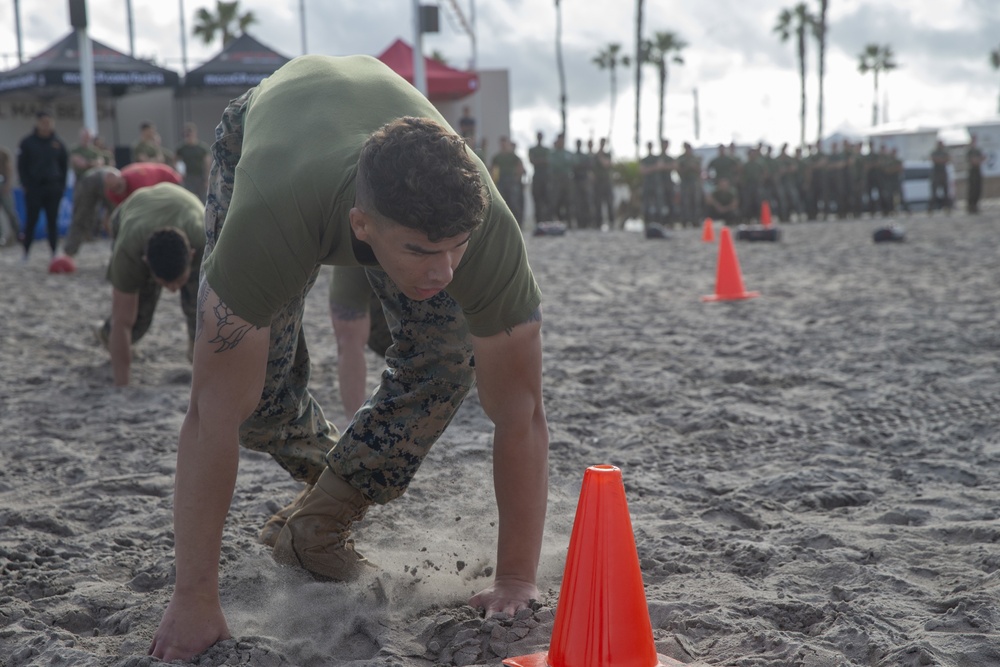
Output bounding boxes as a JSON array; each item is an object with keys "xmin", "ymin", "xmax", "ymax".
[{"xmin": 3, "ymin": 0, "xmax": 999, "ymax": 159}]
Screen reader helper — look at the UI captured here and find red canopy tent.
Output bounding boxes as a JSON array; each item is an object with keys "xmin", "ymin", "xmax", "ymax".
[{"xmin": 376, "ymin": 38, "xmax": 478, "ymax": 101}]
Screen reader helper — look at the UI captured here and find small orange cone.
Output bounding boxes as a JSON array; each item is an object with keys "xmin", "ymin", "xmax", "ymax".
[
  {"xmin": 503, "ymin": 465, "xmax": 687, "ymax": 667},
  {"xmin": 760, "ymin": 200, "xmax": 772, "ymax": 228},
  {"xmin": 700, "ymin": 217, "xmax": 715, "ymax": 243},
  {"xmin": 701, "ymin": 227, "xmax": 760, "ymax": 302}
]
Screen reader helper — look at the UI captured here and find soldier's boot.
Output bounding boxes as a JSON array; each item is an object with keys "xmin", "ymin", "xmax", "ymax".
[
  {"xmin": 257, "ymin": 484, "xmax": 313, "ymax": 548},
  {"xmin": 272, "ymin": 469, "xmax": 373, "ymax": 581}
]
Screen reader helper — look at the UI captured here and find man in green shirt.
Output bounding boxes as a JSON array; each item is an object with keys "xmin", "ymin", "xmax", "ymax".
[
  {"xmin": 740, "ymin": 147, "xmax": 765, "ymax": 222},
  {"xmin": 593, "ymin": 137, "xmax": 614, "ymax": 228},
  {"xmin": 528, "ymin": 131, "xmax": 552, "ymax": 223},
  {"xmin": 490, "ymin": 135, "xmax": 526, "ymax": 226},
  {"xmin": 150, "ymin": 55, "xmax": 549, "ymax": 663},
  {"xmin": 548, "ymin": 132, "xmax": 573, "ymax": 223},
  {"xmin": 639, "ymin": 140, "xmax": 663, "ymax": 224},
  {"xmin": 677, "ymin": 142, "xmax": 702, "ymax": 227},
  {"xmin": 966, "ymin": 134, "xmax": 984, "ymax": 214},
  {"xmin": 132, "ymin": 121, "xmax": 166, "ymax": 164},
  {"xmin": 69, "ymin": 127, "xmax": 106, "ymax": 182},
  {"xmin": 704, "ymin": 176, "xmax": 739, "ymax": 226},
  {"xmin": 174, "ymin": 122, "xmax": 212, "ymax": 202},
  {"xmin": 61, "ymin": 165, "xmax": 116, "ymax": 258},
  {"xmin": 930, "ymin": 140, "xmax": 952, "ymax": 214},
  {"xmin": 95, "ymin": 182, "xmax": 205, "ymax": 386}
]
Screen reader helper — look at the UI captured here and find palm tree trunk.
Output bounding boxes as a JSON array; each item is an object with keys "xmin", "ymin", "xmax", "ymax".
[
  {"xmin": 609, "ymin": 69, "xmax": 616, "ymax": 142},
  {"xmin": 816, "ymin": 0, "xmax": 828, "ymax": 144},
  {"xmin": 634, "ymin": 0, "xmax": 644, "ymax": 160},
  {"xmin": 555, "ymin": 0, "xmax": 567, "ymax": 137},
  {"xmin": 797, "ymin": 27, "xmax": 806, "ymax": 150},
  {"xmin": 657, "ymin": 65, "xmax": 667, "ymax": 142},
  {"xmin": 872, "ymin": 70, "xmax": 879, "ymax": 127}
]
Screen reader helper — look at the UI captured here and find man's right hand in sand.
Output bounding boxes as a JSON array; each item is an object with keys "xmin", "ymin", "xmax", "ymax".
[
  {"xmin": 149, "ymin": 590, "xmax": 230, "ymax": 661},
  {"xmin": 150, "ymin": 281, "xmax": 268, "ymax": 662}
]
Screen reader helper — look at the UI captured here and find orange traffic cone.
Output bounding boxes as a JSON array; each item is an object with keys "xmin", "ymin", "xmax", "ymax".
[
  {"xmin": 701, "ymin": 217, "xmax": 715, "ymax": 243},
  {"xmin": 504, "ymin": 465, "xmax": 687, "ymax": 667},
  {"xmin": 701, "ymin": 227, "xmax": 760, "ymax": 302},
  {"xmin": 760, "ymin": 200, "xmax": 772, "ymax": 228}
]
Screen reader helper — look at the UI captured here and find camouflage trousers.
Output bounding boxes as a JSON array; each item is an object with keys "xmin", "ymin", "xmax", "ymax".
[
  {"xmin": 205, "ymin": 91, "xmax": 476, "ymax": 505},
  {"xmin": 63, "ymin": 168, "xmax": 113, "ymax": 257}
]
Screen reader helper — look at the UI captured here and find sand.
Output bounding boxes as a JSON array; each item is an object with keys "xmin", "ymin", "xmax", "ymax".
[{"xmin": 2, "ymin": 206, "xmax": 999, "ymax": 667}]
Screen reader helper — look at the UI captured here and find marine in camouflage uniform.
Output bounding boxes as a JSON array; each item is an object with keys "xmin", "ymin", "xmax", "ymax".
[
  {"xmin": 62, "ymin": 166, "xmax": 116, "ymax": 257},
  {"xmin": 205, "ymin": 89, "xmax": 477, "ymax": 499},
  {"xmin": 151, "ymin": 57, "xmax": 548, "ymax": 663}
]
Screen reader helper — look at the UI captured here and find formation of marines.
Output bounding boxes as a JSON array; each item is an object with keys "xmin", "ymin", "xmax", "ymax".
[{"xmin": 523, "ymin": 133, "xmax": 916, "ymax": 229}]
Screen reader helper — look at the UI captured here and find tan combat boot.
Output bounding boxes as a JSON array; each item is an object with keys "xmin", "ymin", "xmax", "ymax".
[
  {"xmin": 271, "ymin": 469, "xmax": 373, "ymax": 581},
  {"xmin": 258, "ymin": 484, "xmax": 313, "ymax": 548}
]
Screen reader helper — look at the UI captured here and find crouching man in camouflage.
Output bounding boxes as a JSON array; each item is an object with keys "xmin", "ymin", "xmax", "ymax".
[{"xmin": 149, "ymin": 54, "xmax": 550, "ymax": 662}]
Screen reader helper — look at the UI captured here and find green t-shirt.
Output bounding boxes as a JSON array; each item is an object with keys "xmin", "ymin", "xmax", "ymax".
[
  {"xmin": 742, "ymin": 158, "xmax": 765, "ymax": 186},
  {"xmin": 106, "ymin": 183, "xmax": 206, "ymax": 293},
  {"xmin": 175, "ymin": 142, "xmax": 211, "ymax": 177},
  {"xmin": 70, "ymin": 145, "xmax": 103, "ymax": 179},
  {"xmin": 528, "ymin": 145, "xmax": 550, "ymax": 173},
  {"xmin": 491, "ymin": 151, "xmax": 523, "ymax": 182},
  {"xmin": 708, "ymin": 154, "xmax": 737, "ymax": 182},
  {"xmin": 204, "ymin": 55, "xmax": 540, "ymax": 337},
  {"xmin": 549, "ymin": 148, "xmax": 573, "ymax": 178},
  {"xmin": 133, "ymin": 140, "xmax": 163, "ymax": 163},
  {"xmin": 678, "ymin": 153, "xmax": 701, "ymax": 182}
]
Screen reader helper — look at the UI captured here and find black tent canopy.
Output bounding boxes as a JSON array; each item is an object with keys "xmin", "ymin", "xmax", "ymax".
[
  {"xmin": 0, "ymin": 32, "xmax": 179, "ymax": 98},
  {"xmin": 181, "ymin": 33, "xmax": 289, "ymax": 92}
]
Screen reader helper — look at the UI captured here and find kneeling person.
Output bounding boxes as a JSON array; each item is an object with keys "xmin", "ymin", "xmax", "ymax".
[{"xmin": 97, "ymin": 183, "xmax": 205, "ymax": 386}]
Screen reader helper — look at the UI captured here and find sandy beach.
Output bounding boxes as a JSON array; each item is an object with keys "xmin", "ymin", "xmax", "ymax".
[{"xmin": 2, "ymin": 206, "xmax": 999, "ymax": 667}]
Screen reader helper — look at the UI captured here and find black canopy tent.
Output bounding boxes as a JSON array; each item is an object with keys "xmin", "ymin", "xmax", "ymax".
[
  {"xmin": 180, "ymin": 33, "xmax": 290, "ymax": 95},
  {"xmin": 0, "ymin": 32, "xmax": 179, "ymax": 99},
  {"xmin": 0, "ymin": 32, "xmax": 180, "ymax": 160}
]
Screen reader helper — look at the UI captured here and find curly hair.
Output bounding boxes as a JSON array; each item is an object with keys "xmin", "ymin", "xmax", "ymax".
[
  {"xmin": 355, "ymin": 117, "xmax": 487, "ymax": 242},
  {"xmin": 145, "ymin": 228, "xmax": 191, "ymax": 283}
]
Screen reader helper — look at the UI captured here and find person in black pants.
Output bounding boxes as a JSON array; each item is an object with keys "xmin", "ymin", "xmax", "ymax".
[{"xmin": 17, "ymin": 109, "xmax": 68, "ymax": 258}]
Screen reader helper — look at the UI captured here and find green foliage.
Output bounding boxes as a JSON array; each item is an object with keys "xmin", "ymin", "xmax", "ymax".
[
  {"xmin": 857, "ymin": 43, "xmax": 897, "ymax": 75},
  {"xmin": 192, "ymin": 0, "xmax": 258, "ymax": 48}
]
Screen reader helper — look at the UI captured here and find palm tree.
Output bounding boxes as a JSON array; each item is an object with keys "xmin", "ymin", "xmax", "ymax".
[
  {"xmin": 814, "ymin": 0, "xmax": 828, "ymax": 144},
  {"xmin": 634, "ymin": 0, "xmax": 645, "ymax": 160},
  {"xmin": 858, "ymin": 43, "xmax": 898, "ymax": 127},
  {"xmin": 555, "ymin": 0, "xmax": 567, "ymax": 138},
  {"xmin": 642, "ymin": 31, "xmax": 687, "ymax": 144},
  {"xmin": 192, "ymin": 0, "xmax": 257, "ymax": 48},
  {"xmin": 592, "ymin": 43, "xmax": 631, "ymax": 144},
  {"xmin": 774, "ymin": 4, "xmax": 816, "ymax": 150},
  {"xmin": 991, "ymin": 46, "xmax": 1000, "ymax": 114}
]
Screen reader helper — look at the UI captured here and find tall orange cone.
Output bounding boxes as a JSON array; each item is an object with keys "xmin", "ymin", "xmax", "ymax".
[
  {"xmin": 504, "ymin": 465, "xmax": 687, "ymax": 667},
  {"xmin": 700, "ymin": 217, "xmax": 715, "ymax": 243},
  {"xmin": 760, "ymin": 200, "xmax": 772, "ymax": 228},
  {"xmin": 701, "ymin": 227, "xmax": 760, "ymax": 302}
]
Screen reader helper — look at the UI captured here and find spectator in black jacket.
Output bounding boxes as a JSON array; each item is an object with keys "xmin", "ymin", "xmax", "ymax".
[{"xmin": 17, "ymin": 109, "xmax": 68, "ymax": 259}]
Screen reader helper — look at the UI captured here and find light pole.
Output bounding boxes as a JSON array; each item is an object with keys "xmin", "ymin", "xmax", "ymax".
[
  {"xmin": 299, "ymin": 0, "xmax": 307, "ymax": 55},
  {"xmin": 69, "ymin": 0, "xmax": 98, "ymax": 136},
  {"xmin": 125, "ymin": 0, "xmax": 136, "ymax": 57},
  {"xmin": 14, "ymin": 0, "xmax": 24, "ymax": 65},
  {"xmin": 412, "ymin": 0, "xmax": 427, "ymax": 96},
  {"xmin": 179, "ymin": 0, "xmax": 188, "ymax": 73}
]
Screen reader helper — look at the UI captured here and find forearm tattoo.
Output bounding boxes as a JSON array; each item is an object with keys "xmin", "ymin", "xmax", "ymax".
[{"xmin": 504, "ymin": 306, "xmax": 542, "ymax": 336}]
